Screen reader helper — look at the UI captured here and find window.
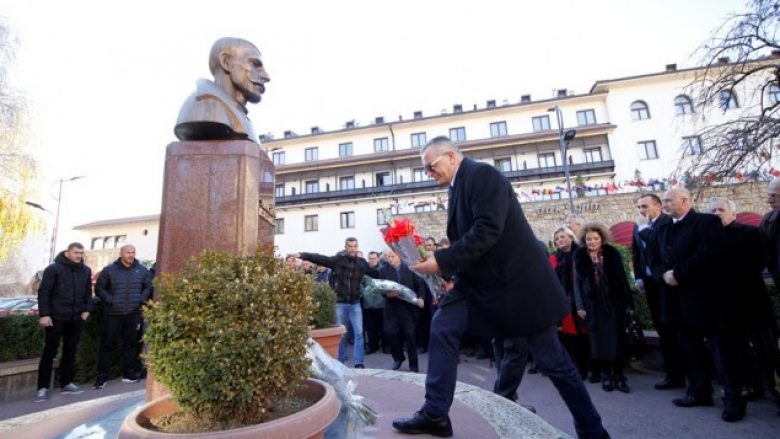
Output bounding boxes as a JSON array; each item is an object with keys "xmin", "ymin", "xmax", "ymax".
[
  {"xmin": 674, "ymin": 95, "xmax": 693, "ymax": 115},
  {"xmin": 768, "ymin": 84, "xmax": 780, "ymax": 106},
  {"xmin": 495, "ymin": 158, "xmax": 512, "ymax": 172},
  {"xmin": 638, "ymin": 140, "xmax": 659, "ymax": 160},
  {"xmin": 449, "ymin": 127, "xmax": 466, "ymax": 142},
  {"xmin": 411, "ymin": 132, "xmax": 427, "ymax": 148},
  {"xmin": 339, "ymin": 142, "xmax": 353, "ymax": 157},
  {"xmin": 682, "ymin": 136, "xmax": 703, "ymax": 156},
  {"xmin": 538, "ymin": 153, "xmax": 556, "ymax": 168},
  {"xmin": 304, "ymin": 215, "xmax": 318, "ymax": 232},
  {"xmin": 376, "ymin": 171, "xmax": 391, "ymax": 186},
  {"xmin": 305, "ymin": 180, "xmax": 319, "ymax": 193},
  {"xmin": 576, "ymin": 110, "xmax": 597, "ymax": 126},
  {"xmin": 275, "ymin": 184, "xmax": 285, "ymax": 197},
  {"xmin": 377, "ymin": 208, "xmax": 388, "ymax": 225},
  {"xmin": 340, "ymin": 211, "xmax": 355, "ymax": 229},
  {"xmin": 374, "ymin": 137, "xmax": 389, "ymax": 152},
  {"xmin": 339, "ymin": 176, "xmax": 354, "ymax": 190},
  {"xmin": 305, "ymin": 147, "xmax": 318, "ymax": 161},
  {"xmin": 413, "ymin": 167, "xmax": 430, "ymax": 182},
  {"xmin": 490, "ymin": 121, "xmax": 508, "ymax": 137},
  {"xmin": 275, "ymin": 218, "xmax": 284, "ymax": 235},
  {"xmin": 728, "ymin": 131, "xmax": 748, "ymax": 150},
  {"xmin": 532, "ymin": 115, "xmax": 551, "ymax": 131},
  {"xmin": 630, "ymin": 101, "xmax": 650, "ymax": 120},
  {"xmin": 584, "ymin": 148, "xmax": 603, "ymax": 163},
  {"xmin": 272, "ymin": 151, "xmax": 285, "ymax": 165},
  {"xmin": 719, "ymin": 90, "xmax": 739, "ymax": 110}
]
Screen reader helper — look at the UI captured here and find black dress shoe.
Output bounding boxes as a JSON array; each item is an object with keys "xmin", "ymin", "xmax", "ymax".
[
  {"xmin": 614, "ymin": 377, "xmax": 631, "ymax": 394},
  {"xmin": 655, "ymin": 377, "xmax": 686, "ymax": 390},
  {"xmin": 392, "ymin": 410, "xmax": 453, "ymax": 437},
  {"xmin": 601, "ymin": 376, "xmax": 614, "ymax": 392},
  {"xmin": 673, "ymin": 395, "xmax": 714, "ymax": 407},
  {"xmin": 354, "ymin": 364, "xmax": 365, "ymax": 369},
  {"xmin": 528, "ymin": 365, "xmax": 539, "ymax": 374},
  {"xmin": 392, "ymin": 360, "xmax": 404, "ymax": 370},
  {"xmin": 721, "ymin": 398, "xmax": 746, "ymax": 422}
]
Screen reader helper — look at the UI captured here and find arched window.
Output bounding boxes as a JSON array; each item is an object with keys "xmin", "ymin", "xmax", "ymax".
[
  {"xmin": 719, "ymin": 90, "xmax": 739, "ymax": 110},
  {"xmin": 768, "ymin": 84, "xmax": 780, "ymax": 106},
  {"xmin": 674, "ymin": 95, "xmax": 693, "ymax": 115},
  {"xmin": 630, "ymin": 101, "xmax": 650, "ymax": 120}
]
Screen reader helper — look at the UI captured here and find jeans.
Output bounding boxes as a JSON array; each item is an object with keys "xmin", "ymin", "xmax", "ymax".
[
  {"xmin": 38, "ymin": 318, "xmax": 84, "ymax": 389},
  {"xmin": 336, "ymin": 302, "xmax": 364, "ymax": 366}
]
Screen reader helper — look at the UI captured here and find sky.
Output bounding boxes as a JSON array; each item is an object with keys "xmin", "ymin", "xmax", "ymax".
[{"xmin": 0, "ymin": 0, "xmax": 744, "ymax": 265}]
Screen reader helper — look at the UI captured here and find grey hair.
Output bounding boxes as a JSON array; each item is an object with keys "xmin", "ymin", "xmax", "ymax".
[
  {"xmin": 707, "ymin": 197, "xmax": 737, "ymax": 213},
  {"xmin": 421, "ymin": 136, "xmax": 463, "ymax": 157},
  {"xmin": 119, "ymin": 244, "xmax": 136, "ymax": 252}
]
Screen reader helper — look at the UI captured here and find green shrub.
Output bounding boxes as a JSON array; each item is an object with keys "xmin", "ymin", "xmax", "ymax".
[
  {"xmin": 144, "ymin": 249, "xmax": 315, "ymax": 428},
  {"xmin": 311, "ymin": 282, "xmax": 336, "ymax": 329},
  {"xmin": 0, "ymin": 314, "xmax": 44, "ymax": 362}
]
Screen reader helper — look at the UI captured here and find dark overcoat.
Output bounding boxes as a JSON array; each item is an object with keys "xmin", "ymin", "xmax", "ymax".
[
  {"xmin": 631, "ymin": 213, "xmax": 671, "ymax": 281},
  {"xmin": 648, "ymin": 209, "xmax": 729, "ymax": 331},
  {"xmin": 573, "ymin": 244, "xmax": 633, "ymax": 333},
  {"xmin": 434, "ymin": 158, "xmax": 569, "ymax": 338}
]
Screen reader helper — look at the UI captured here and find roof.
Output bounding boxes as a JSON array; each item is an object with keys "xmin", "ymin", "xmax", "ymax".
[{"xmin": 74, "ymin": 214, "xmax": 160, "ymax": 230}]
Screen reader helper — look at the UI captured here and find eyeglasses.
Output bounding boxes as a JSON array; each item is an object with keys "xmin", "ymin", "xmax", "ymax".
[{"xmin": 424, "ymin": 153, "xmax": 448, "ymax": 173}]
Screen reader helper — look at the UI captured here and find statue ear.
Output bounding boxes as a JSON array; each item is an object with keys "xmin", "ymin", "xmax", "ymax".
[{"xmin": 218, "ymin": 51, "xmax": 233, "ymax": 73}]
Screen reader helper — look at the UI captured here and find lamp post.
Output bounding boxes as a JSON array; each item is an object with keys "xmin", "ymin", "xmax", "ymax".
[
  {"xmin": 548, "ymin": 106, "xmax": 577, "ymax": 213},
  {"xmin": 25, "ymin": 201, "xmax": 52, "ymax": 266},
  {"xmin": 49, "ymin": 176, "xmax": 85, "ymax": 262}
]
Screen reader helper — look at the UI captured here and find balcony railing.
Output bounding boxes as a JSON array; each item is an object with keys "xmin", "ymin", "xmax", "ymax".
[{"xmin": 275, "ymin": 160, "xmax": 614, "ymax": 206}]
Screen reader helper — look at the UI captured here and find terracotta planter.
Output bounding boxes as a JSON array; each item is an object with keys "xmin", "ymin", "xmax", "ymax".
[
  {"xmin": 308, "ymin": 325, "xmax": 346, "ymax": 358},
  {"xmin": 119, "ymin": 378, "xmax": 339, "ymax": 439}
]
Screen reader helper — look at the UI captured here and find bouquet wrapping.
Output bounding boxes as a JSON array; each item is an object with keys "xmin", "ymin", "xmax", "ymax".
[
  {"xmin": 380, "ymin": 218, "xmax": 445, "ymax": 298},
  {"xmin": 362, "ymin": 276, "xmax": 421, "ymax": 306}
]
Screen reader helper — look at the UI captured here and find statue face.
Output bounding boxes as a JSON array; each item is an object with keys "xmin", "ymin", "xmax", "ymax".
[{"xmin": 228, "ymin": 44, "xmax": 270, "ymax": 104}]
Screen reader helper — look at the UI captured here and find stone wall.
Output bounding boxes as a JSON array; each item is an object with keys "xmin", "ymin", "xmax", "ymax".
[{"xmin": 397, "ymin": 182, "xmax": 768, "ymax": 243}]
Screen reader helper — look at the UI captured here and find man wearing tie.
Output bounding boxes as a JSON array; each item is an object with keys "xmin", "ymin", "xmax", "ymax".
[
  {"xmin": 631, "ymin": 193, "xmax": 684, "ymax": 390},
  {"xmin": 392, "ymin": 136, "xmax": 609, "ymax": 439}
]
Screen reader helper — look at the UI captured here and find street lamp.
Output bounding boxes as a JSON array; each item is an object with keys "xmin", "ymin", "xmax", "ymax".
[
  {"xmin": 548, "ymin": 107, "xmax": 577, "ymax": 213},
  {"xmin": 50, "ymin": 176, "xmax": 85, "ymax": 262}
]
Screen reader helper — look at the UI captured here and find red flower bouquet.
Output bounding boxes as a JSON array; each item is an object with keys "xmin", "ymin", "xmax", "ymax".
[{"xmin": 380, "ymin": 218, "xmax": 445, "ymax": 297}]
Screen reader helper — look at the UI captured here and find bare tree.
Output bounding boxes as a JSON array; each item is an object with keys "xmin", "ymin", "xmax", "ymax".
[{"xmin": 679, "ymin": 0, "xmax": 780, "ymax": 186}]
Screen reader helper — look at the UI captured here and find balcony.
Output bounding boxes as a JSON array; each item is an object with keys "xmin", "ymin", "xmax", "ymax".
[{"xmin": 275, "ymin": 160, "xmax": 614, "ymax": 206}]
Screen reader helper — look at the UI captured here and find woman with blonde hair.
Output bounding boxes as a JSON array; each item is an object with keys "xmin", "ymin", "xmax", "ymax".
[{"xmin": 573, "ymin": 222, "xmax": 633, "ymax": 393}]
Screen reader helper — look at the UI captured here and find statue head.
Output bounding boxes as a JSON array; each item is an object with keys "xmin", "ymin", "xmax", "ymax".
[{"xmin": 209, "ymin": 37, "xmax": 271, "ymax": 107}]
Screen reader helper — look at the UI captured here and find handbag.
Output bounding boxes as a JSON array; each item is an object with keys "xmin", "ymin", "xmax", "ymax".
[{"xmin": 624, "ymin": 309, "xmax": 646, "ymax": 360}]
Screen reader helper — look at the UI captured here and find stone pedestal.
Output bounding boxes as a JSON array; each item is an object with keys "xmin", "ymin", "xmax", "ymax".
[{"xmin": 146, "ymin": 140, "xmax": 275, "ymax": 401}]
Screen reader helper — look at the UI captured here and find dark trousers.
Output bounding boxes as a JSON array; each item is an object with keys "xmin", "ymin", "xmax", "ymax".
[
  {"xmin": 416, "ymin": 289, "xmax": 433, "ymax": 350},
  {"xmin": 738, "ymin": 328, "xmax": 780, "ymax": 393},
  {"xmin": 678, "ymin": 329, "xmax": 741, "ymax": 403},
  {"xmin": 385, "ymin": 305, "xmax": 419, "ymax": 367},
  {"xmin": 38, "ymin": 318, "xmax": 84, "ymax": 389},
  {"xmin": 364, "ymin": 308, "xmax": 385, "ymax": 352},
  {"xmin": 423, "ymin": 299, "xmax": 606, "ymax": 439},
  {"xmin": 644, "ymin": 278, "xmax": 685, "ymax": 382},
  {"xmin": 98, "ymin": 312, "xmax": 142, "ymax": 379},
  {"xmin": 492, "ymin": 337, "xmax": 528, "ymax": 401},
  {"xmin": 560, "ymin": 332, "xmax": 591, "ymax": 377}
]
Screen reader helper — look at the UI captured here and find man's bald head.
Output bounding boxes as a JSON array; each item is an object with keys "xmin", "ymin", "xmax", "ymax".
[
  {"xmin": 767, "ymin": 179, "xmax": 780, "ymax": 211},
  {"xmin": 662, "ymin": 187, "xmax": 692, "ymax": 219},
  {"xmin": 208, "ymin": 37, "xmax": 258, "ymax": 76}
]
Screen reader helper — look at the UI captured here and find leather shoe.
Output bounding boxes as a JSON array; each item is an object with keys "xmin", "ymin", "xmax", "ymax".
[
  {"xmin": 392, "ymin": 360, "xmax": 404, "ymax": 370},
  {"xmin": 673, "ymin": 395, "xmax": 714, "ymax": 408},
  {"xmin": 655, "ymin": 377, "xmax": 686, "ymax": 390},
  {"xmin": 721, "ymin": 397, "xmax": 746, "ymax": 422},
  {"xmin": 392, "ymin": 410, "xmax": 453, "ymax": 437},
  {"xmin": 601, "ymin": 376, "xmax": 614, "ymax": 392},
  {"xmin": 614, "ymin": 377, "xmax": 631, "ymax": 394}
]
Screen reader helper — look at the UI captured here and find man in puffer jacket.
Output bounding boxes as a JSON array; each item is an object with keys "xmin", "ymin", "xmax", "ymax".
[
  {"xmin": 35, "ymin": 242, "xmax": 93, "ymax": 403},
  {"xmin": 94, "ymin": 244, "xmax": 152, "ymax": 388}
]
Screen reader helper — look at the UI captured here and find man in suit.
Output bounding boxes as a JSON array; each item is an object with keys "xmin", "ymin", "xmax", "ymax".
[
  {"xmin": 392, "ymin": 136, "xmax": 609, "ymax": 439},
  {"xmin": 379, "ymin": 248, "xmax": 425, "ymax": 372},
  {"xmin": 648, "ymin": 188, "xmax": 744, "ymax": 422},
  {"xmin": 631, "ymin": 193, "xmax": 685, "ymax": 390}
]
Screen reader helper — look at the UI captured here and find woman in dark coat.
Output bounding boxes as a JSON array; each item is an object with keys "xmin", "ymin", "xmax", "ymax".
[
  {"xmin": 574, "ymin": 222, "xmax": 634, "ymax": 393},
  {"xmin": 549, "ymin": 227, "xmax": 591, "ymax": 380}
]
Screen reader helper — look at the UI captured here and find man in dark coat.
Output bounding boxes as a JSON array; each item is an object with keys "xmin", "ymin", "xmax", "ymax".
[
  {"xmin": 710, "ymin": 197, "xmax": 780, "ymax": 404},
  {"xmin": 759, "ymin": 178, "xmax": 780, "ymax": 287},
  {"xmin": 392, "ymin": 136, "xmax": 609, "ymax": 439},
  {"xmin": 648, "ymin": 188, "xmax": 744, "ymax": 422},
  {"xmin": 94, "ymin": 244, "xmax": 152, "ymax": 388},
  {"xmin": 35, "ymin": 242, "xmax": 93, "ymax": 402},
  {"xmin": 631, "ymin": 193, "xmax": 685, "ymax": 390},
  {"xmin": 379, "ymin": 248, "xmax": 425, "ymax": 372}
]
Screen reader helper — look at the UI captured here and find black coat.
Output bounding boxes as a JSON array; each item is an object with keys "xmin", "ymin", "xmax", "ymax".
[
  {"xmin": 301, "ymin": 252, "xmax": 379, "ymax": 303},
  {"xmin": 573, "ymin": 244, "xmax": 633, "ymax": 332},
  {"xmin": 434, "ymin": 158, "xmax": 569, "ymax": 337},
  {"xmin": 722, "ymin": 221, "xmax": 776, "ymax": 331},
  {"xmin": 758, "ymin": 210, "xmax": 780, "ymax": 284},
  {"xmin": 631, "ymin": 213, "xmax": 671, "ymax": 281},
  {"xmin": 37, "ymin": 251, "xmax": 93, "ymax": 321},
  {"xmin": 96, "ymin": 259, "xmax": 152, "ymax": 315},
  {"xmin": 378, "ymin": 263, "xmax": 425, "ymax": 314},
  {"xmin": 648, "ymin": 209, "xmax": 729, "ymax": 331}
]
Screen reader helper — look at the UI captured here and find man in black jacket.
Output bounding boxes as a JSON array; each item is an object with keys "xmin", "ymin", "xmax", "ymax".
[
  {"xmin": 393, "ymin": 137, "xmax": 608, "ymax": 439},
  {"xmin": 292, "ymin": 238, "xmax": 379, "ymax": 368},
  {"xmin": 649, "ymin": 188, "xmax": 744, "ymax": 422},
  {"xmin": 379, "ymin": 248, "xmax": 425, "ymax": 372},
  {"xmin": 35, "ymin": 242, "xmax": 93, "ymax": 402},
  {"xmin": 94, "ymin": 244, "xmax": 152, "ymax": 389},
  {"xmin": 631, "ymin": 193, "xmax": 684, "ymax": 390}
]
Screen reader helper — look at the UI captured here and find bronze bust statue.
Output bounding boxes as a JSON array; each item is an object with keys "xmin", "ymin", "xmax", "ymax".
[{"xmin": 174, "ymin": 37, "xmax": 271, "ymax": 142}]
